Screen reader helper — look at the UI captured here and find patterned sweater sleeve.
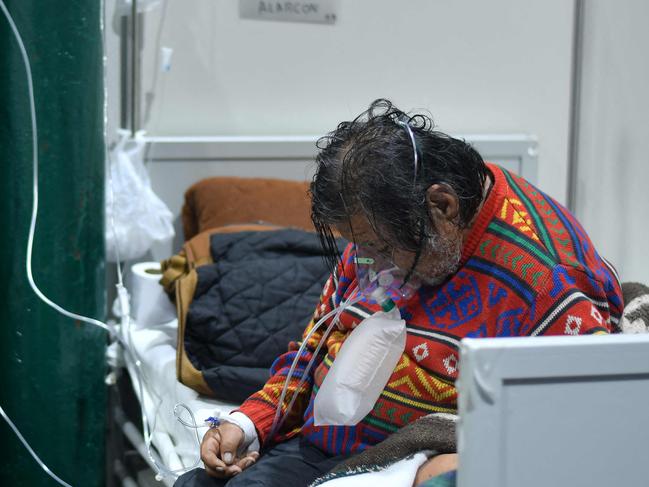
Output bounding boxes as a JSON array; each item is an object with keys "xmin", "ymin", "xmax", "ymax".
[
  {"xmin": 236, "ymin": 245, "xmax": 353, "ymax": 445},
  {"xmin": 527, "ymin": 264, "xmax": 622, "ymax": 336}
]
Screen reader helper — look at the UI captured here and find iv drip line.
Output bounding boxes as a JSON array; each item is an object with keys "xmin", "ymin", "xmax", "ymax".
[{"xmin": 0, "ymin": 1, "xmax": 200, "ymax": 483}]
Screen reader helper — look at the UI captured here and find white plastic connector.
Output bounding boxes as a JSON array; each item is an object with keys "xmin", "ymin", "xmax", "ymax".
[
  {"xmin": 104, "ymin": 371, "xmax": 118, "ymax": 386},
  {"xmin": 370, "ymin": 286, "xmax": 390, "ymax": 305},
  {"xmin": 161, "ymin": 47, "xmax": 173, "ymax": 72},
  {"xmin": 116, "ymin": 284, "xmax": 131, "ymax": 318},
  {"xmin": 377, "ymin": 271, "xmax": 395, "ymax": 287}
]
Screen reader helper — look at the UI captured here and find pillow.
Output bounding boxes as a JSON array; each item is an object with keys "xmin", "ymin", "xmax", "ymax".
[{"xmin": 181, "ymin": 177, "xmax": 314, "ymax": 240}]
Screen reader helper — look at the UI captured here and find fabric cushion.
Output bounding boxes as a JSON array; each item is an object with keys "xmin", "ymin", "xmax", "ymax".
[{"xmin": 181, "ymin": 177, "xmax": 313, "ymax": 240}]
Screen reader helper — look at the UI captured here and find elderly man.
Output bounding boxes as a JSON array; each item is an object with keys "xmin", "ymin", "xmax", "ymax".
[{"xmin": 175, "ymin": 99, "xmax": 623, "ymax": 487}]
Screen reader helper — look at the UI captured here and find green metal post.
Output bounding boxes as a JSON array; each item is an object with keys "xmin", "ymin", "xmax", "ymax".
[{"xmin": 0, "ymin": 1, "xmax": 106, "ymax": 485}]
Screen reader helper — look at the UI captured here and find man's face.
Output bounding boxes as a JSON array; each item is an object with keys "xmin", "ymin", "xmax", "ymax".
[{"xmin": 335, "ymin": 213, "xmax": 463, "ymax": 287}]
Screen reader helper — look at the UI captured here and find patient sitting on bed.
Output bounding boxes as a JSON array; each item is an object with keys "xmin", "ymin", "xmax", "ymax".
[{"xmin": 175, "ymin": 99, "xmax": 623, "ymax": 487}]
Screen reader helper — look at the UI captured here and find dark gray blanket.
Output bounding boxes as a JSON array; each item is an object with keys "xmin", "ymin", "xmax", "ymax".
[{"xmin": 184, "ymin": 229, "xmax": 345, "ymax": 402}]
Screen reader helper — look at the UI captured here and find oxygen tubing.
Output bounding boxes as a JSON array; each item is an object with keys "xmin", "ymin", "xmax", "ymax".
[{"xmin": 268, "ymin": 288, "xmax": 362, "ymax": 439}]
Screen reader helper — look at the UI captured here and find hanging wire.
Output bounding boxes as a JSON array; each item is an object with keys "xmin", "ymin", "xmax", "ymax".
[{"xmin": 1, "ymin": 1, "xmax": 200, "ymax": 483}]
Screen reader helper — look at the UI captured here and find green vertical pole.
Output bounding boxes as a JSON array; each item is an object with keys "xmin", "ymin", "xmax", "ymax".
[{"xmin": 0, "ymin": 1, "xmax": 106, "ymax": 486}]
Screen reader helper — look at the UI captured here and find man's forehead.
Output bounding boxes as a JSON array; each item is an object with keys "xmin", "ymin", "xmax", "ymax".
[{"xmin": 336, "ymin": 215, "xmax": 383, "ymax": 246}]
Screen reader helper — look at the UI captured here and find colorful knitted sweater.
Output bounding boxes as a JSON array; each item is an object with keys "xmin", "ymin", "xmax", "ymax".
[{"xmin": 237, "ymin": 163, "xmax": 623, "ymax": 456}]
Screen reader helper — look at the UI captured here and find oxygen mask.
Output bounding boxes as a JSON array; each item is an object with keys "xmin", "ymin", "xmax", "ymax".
[{"xmin": 354, "ymin": 245, "xmax": 421, "ymax": 308}]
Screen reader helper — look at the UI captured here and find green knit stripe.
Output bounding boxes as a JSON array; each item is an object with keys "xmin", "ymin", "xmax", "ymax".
[
  {"xmin": 502, "ymin": 170, "xmax": 558, "ymax": 259},
  {"xmin": 364, "ymin": 415, "xmax": 400, "ymax": 433},
  {"xmin": 479, "ymin": 239, "xmax": 491, "ymax": 256},
  {"xmin": 490, "ymin": 243, "xmax": 501, "ymax": 259},
  {"xmin": 531, "ymin": 271, "xmax": 544, "ymax": 287},
  {"xmin": 520, "ymin": 262, "xmax": 533, "ymax": 278},
  {"xmin": 488, "ymin": 221, "xmax": 555, "ymax": 268}
]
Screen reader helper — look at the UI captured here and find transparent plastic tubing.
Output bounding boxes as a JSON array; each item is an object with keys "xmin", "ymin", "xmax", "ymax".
[
  {"xmin": 0, "ymin": 1, "xmax": 197, "ymax": 483},
  {"xmin": 268, "ymin": 288, "xmax": 362, "ymax": 439}
]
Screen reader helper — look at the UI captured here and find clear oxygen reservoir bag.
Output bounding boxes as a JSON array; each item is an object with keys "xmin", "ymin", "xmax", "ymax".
[{"xmin": 313, "ymin": 302, "xmax": 406, "ymax": 426}]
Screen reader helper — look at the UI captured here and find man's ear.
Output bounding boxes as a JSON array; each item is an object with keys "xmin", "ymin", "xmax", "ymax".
[{"xmin": 426, "ymin": 184, "xmax": 460, "ymax": 223}]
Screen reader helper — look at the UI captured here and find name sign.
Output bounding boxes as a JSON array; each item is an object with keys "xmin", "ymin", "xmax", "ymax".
[{"xmin": 239, "ymin": 0, "xmax": 338, "ymax": 25}]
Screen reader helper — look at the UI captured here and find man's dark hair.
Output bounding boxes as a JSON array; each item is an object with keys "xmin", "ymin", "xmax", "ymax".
[{"xmin": 310, "ymin": 98, "xmax": 489, "ymax": 273}]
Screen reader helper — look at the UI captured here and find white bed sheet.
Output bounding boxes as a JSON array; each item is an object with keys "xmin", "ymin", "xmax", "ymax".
[{"xmin": 121, "ymin": 318, "xmax": 240, "ymax": 474}]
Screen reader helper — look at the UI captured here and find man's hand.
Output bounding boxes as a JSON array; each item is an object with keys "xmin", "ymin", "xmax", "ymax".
[{"xmin": 200, "ymin": 422, "xmax": 259, "ymax": 478}]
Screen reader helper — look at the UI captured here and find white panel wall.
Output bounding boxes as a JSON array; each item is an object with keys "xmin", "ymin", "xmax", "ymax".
[
  {"xmin": 133, "ymin": 0, "xmax": 574, "ymax": 203},
  {"xmin": 574, "ymin": 1, "xmax": 649, "ymax": 283}
]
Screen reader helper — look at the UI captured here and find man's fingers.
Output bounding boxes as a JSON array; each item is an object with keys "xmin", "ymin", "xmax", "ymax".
[
  {"xmin": 235, "ymin": 452, "xmax": 258, "ymax": 470},
  {"xmin": 205, "ymin": 462, "xmax": 244, "ymax": 479},
  {"xmin": 201, "ymin": 434, "xmax": 219, "ymax": 457},
  {"xmin": 218, "ymin": 423, "xmax": 244, "ymax": 465},
  {"xmin": 211, "ymin": 464, "xmax": 243, "ymax": 477},
  {"xmin": 202, "ymin": 432, "xmax": 220, "ymax": 455},
  {"xmin": 201, "ymin": 431, "xmax": 226, "ymax": 471},
  {"xmin": 200, "ymin": 422, "xmax": 248, "ymax": 478},
  {"xmin": 204, "ymin": 464, "xmax": 226, "ymax": 478}
]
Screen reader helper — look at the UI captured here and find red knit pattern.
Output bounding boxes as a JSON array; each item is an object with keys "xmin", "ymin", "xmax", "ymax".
[{"xmin": 237, "ymin": 164, "xmax": 624, "ymax": 455}]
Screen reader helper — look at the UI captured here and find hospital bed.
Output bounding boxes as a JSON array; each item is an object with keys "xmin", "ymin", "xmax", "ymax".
[
  {"xmin": 108, "ymin": 134, "xmax": 542, "ymax": 486},
  {"xmin": 115, "ymin": 319, "xmax": 236, "ymax": 486}
]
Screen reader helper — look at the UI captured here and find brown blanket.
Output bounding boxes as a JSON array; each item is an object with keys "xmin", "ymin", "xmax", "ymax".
[{"xmin": 332, "ymin": 413, "xmax": 456, "ymax": 474}]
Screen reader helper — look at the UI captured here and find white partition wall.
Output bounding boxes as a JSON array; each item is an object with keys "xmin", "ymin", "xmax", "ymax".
[
  {"xmin": 113, "ymin": 0, "xmax": 576, "ymax": 203},
  {"xmin": 573, "ymin": 0, "xmax": 649, "ymax": 283},
  {"xmin": 144, "ymin": 133, "xmax": 537, "ymax": 258},
  {"xmin": 145, "ymin": 133, "xmax": 537, "ymax": 218}
]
